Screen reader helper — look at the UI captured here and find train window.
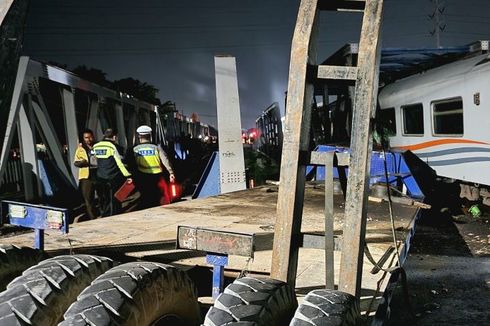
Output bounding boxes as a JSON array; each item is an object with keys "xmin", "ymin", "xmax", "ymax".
[
  {"xmin": 379, "ymin": 108, "xmax": 396, "ymax": 136},
  {"xmin": 432, "ymin": 98, "xmax": 464, "ymax": 135},
  {"xmin": 402, "ymin": 103, "xmax": 424, "ymax": 135}
]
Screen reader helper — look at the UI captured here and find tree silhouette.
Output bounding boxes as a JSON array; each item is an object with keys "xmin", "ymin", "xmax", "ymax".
[
  {"xmin": 72, "ymin": 65, "xmax": 112, "ymax": 88},
  {"xmin": 113, "ymin": 77, "xmax": 161, "ymax": 105}
]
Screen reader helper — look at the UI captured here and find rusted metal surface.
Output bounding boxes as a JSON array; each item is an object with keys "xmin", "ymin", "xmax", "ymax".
[
  {"xmin": 301, "ymin": 233, "xmax": 342, "ymax": 251},
  {"xmin": 318, "ymin": 0, "xmax": 366, "ymax": 12},
  {"xmin": 305, "ymin": 151, "xmax": 336, "ymax": 289},
  {"xmin": 339, "ymin": 0, "xmax": 385, "ymax": 298},
  {"xmin": 2, "ymin": 185, "xmax": 420, "ymax": 315},
  {"xmin": 271, "ymin": 0, "xmax": 319, "ymax": 286},
  {"xmin": 177, "ymin": 226, "xmax": 255, "ymax": 258},
  {"xmin": 324, "ymin": 153, "xmax": 335, "ymax": 289},
  {"xmin": 317, "ymin": 65, "xmax": 358, "ymax": 81},
  {"xmin": 336, "ymin": 152, "xmax": 350, "ymax": 166}
]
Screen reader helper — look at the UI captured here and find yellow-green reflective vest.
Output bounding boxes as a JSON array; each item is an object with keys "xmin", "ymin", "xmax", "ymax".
[
  {"xmin": 133, "ymin": 143, "xmax": 162, "ymax": 174},
  {"xmin": 93, "ymin": 140, "xmax": 131, "ymax": 179}
]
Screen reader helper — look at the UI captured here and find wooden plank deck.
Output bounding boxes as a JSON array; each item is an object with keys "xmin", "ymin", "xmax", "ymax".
[{"xmin": 0, "ymin": 184, "xmax": 419, "ymax": 315}]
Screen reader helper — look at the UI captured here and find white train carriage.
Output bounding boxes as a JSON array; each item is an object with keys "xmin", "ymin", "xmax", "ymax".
[{"xmin": 378, "ymin": 53, "xmax": 490, "ymax": 187}]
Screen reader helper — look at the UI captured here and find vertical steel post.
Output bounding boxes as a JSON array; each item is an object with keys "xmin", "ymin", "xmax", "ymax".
[
  {"xmin": 61, "ymin": 88, "xmax": 79, "ymax": 185},
  {"xmin": 324, "ymin": 152, "xmax": 335, "ymax": 289},
  {"xmin": 114, "ymin": 102, "xmax": 128, "ymax": 149},
  {"xmin": 34, "ymin": 229, "xmax": 44, "ymax": 250},
  {"xmin": 87, "ymin": 98, "xmax": 102, "ymax": 140},
  {"xmin": 339, "ymin": 0, "xmax": 384, "ymax": 298},
  {"xmin": 18, "ymin": 100, "xmax": 40, "ymax": 201},
  {"xmin": 206, "ymin": 253, "xmax": 229, "ymax": 299},
  {"xmin": 271, "ymin": 0, "xmax": 318, "ymax": 286}
]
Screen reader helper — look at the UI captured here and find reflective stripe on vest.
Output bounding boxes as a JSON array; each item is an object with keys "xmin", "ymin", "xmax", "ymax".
[{"xmin": 133, "ymin": 143, "xmax": 162, "ymax": 174}]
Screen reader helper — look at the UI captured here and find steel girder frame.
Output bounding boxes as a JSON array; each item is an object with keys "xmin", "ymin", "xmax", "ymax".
[
  {"xmin": 18, "ymin": 99, "xmax": 40, "ymax": 201},
  {"xmin": 61, "ymin": 88, "xmax": 79, "ymax": 183},
  {"xmin": 0, "ymin": 56, "xmax": 29, "ymax": 189},
  {"xmin": 0, "ymin": 56, "xmax": 160, "ymax": 200}
]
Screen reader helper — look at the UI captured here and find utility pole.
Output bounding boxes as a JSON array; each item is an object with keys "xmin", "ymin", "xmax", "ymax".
[{"xmin": 429, "ymin": 0, "xmax": 446, "ymax": 48}]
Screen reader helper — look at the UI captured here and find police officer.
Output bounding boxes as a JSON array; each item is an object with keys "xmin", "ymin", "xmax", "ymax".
[
  {"xmin": 128, "ymin": 125, "xmax": 175, "ymax": 208},
  {"xmin": 93, "ymin": 128, "xmax": 132, "ymax": 216}
]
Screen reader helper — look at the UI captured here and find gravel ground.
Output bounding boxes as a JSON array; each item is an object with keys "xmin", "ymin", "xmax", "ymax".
[{"xmin": 387, "ymin": 209, "xmax": 490, "ymax": 325}]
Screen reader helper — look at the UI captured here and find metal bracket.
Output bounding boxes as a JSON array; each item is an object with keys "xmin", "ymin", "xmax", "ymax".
[{"xmin": 1, "ymin": 200, "xmax": 69, "ymax": 250}]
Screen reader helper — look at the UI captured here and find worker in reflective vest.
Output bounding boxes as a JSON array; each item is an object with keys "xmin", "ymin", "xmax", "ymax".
[
  {"xmin": 93, "ymin": 128, "xmax": 132, "ymax": 216},
  {"xmin": 73, "ymin": 128, "xmax": 98, "ymax": 220},
  {"xmin": 128, "ymin": 125, "xmax": 175, "ymax": 208}
]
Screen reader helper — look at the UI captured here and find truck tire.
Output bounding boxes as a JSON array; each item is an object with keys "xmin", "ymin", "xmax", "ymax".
[
  {"xmin": 204, "ymin": 277, "xmax": 297, "ymax": 326},
  {"xmin": 0, "ymin": 255, "xmax": 113, "ymax": 326},
  {"xmin": 289, "ymin": 289, "xmax": 359, "ymax": 326},
  {"xmin": 60, "ymin": 262, "xmax": 201, "ymax": 326},
  {"xmin": 0, "ymin": 244, "xmax": 47, "ymax": 291}
]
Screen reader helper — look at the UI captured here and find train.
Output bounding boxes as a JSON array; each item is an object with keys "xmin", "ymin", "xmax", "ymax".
[{"xmin": 378, "ymin": 52, "xmax": 490, "ymax": 201}]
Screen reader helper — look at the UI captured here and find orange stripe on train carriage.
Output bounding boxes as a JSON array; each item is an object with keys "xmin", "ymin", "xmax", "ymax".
[{"xmin": 393, "ymin": 139, "xmax": 490, "ymax": 151}]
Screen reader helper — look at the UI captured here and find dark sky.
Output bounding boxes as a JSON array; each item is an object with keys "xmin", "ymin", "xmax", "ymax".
[{"xmin": 22, "ymin": 0, "xmax": 490, "ymax": 128}]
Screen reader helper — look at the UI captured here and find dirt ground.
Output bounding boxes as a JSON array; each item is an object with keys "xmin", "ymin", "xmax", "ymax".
[{"xmin": 387, "ymin": 209, "xmax": 490, "ymax": 325}]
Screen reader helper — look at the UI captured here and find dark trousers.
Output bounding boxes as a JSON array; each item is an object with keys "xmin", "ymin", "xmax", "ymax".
[
  {"xmin": 136, "ymin": 173, "xmax": 165, "ymax": 209},
  {"xmin": 98, "ymin": 176, "xmax": 125, "ymax": 217},
  {"xmin": 79, "ymin": 178, "xmax": 97, "ymax": 219}
]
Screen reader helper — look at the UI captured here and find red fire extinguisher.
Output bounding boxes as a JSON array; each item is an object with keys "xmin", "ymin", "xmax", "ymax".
[{"xmin": 170, "ymin": 180, "xmax": 182, "ymax": 202}]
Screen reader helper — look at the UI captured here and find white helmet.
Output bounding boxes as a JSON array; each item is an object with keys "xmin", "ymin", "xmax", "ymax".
[{"xmin": 136, "ymin": 125, "xmax": 152, "ymax": 135}]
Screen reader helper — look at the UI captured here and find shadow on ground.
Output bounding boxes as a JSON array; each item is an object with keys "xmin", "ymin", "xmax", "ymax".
[{"xmin": 386, "ymin": 209, "xmax": 490, "ymax": 325}]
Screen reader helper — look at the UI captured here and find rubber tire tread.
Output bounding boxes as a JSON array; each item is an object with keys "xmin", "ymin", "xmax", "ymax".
[
  {"xmin": 0, "ymin": 254, "xmax": 114, "ymax": 326},
  {"xmin": 203, "ymin": 276, "xmax": 297, "ymax": 326},
  {"xmin": 0, "ymin": 244, "xmax": 47, "ymax": 291},
  {"xmin": 289, "ymin": 289, "xmax": 359, "ymax": 326},
  {"xmin": 60, "ymin": 261, "xmax": 201, "ymax": 326}
]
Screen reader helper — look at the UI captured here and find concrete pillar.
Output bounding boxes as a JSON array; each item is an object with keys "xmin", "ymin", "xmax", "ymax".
[{"xmin": 215, "ymin": 55, "xmax": 246, "ymax": 194}]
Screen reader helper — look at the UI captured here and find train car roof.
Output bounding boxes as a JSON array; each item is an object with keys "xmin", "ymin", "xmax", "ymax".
[
  {"xmin": 315, "ymin": 41, "xmax": 489, "ymax": 96},
  {"xmin": 378, "ymin": 53, "xmax": 490, "ymax": 107}
]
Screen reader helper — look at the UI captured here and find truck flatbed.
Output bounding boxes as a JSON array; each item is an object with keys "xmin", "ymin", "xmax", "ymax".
[{"xmin": 1, "ymin": 184, "xmax": 420, "ymax": 317}]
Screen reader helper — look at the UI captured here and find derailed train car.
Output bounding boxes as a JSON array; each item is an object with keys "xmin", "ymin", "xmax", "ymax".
[{"xmin": 378, "ymin": 52, "xmax": 490, "ymax": 202}]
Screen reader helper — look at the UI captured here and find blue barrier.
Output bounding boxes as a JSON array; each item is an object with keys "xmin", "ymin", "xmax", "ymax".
[
  {"xmin": 308, "ymin": 145, "xmax": 424, "ymax": 199},
  {"xmin": 193, "ymin": 151, "xmax": 221, "ymax": 199},
  {"xmin": 1, "ymin": 200, "xmax": 69, "ymax": 250}
]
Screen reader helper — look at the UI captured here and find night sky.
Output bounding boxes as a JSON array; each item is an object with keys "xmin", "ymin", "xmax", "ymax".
[{"xmin": 22, "ymin": 0, "xmax": 490, "ymax": 128}]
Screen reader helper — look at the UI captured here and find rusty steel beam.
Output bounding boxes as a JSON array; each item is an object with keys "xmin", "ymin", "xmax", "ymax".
[
  {"xmin": 271, "ymin": 0, "xmax": 319, "ymax": 286},
  {"xmin": 177, "ymin": 226, "xmax": 255, "ymax": 258},
  {"xmin": 339, "ymin": 0, "xmax": 384, "ymax": 298},
  {"xmin": 317, "ymin": 65, "xmax": 358, "ymax": 81}
]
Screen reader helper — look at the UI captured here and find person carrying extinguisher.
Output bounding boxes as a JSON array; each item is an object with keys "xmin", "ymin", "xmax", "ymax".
[
  {"xmin": 93, "ymin": 128, "xmax": 132, "ymax": 217},
  {"xmin": 127, "ymin": 125, "xmax": 175, "ymax": 209}
]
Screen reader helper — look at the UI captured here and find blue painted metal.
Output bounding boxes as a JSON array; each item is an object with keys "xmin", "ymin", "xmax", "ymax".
[
  {"xmin": 1, "ymin": 200, "xmax": 69, "ymax": 249},
  {"xmin": 192, "ymin": 151, "xmax": 221, "ymax": 199},
  {"xmin": 307, "ymin": 146, "xmax": 424, "ymax": 198},
  {"xmin": 206, "ymin": 253, "xmax": 229, "ymax": 299},
  {"xmin": 38, "ymin": 159, "xmax": 54, "ymax": 197},
  {"xmin": 174, "ymin": 142, "xmax": 188, "ymax": 160},
  {"xmin": 34, "ymin": 229, "xmax": 44, "ymax": 250}
]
